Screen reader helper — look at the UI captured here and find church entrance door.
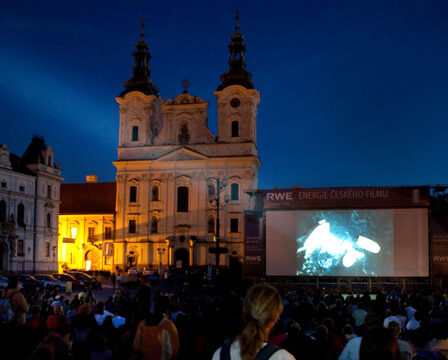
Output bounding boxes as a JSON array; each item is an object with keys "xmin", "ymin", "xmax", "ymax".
[{"xmin": 174, "ymin": 248, "xmax": 189, "ymax": 269}]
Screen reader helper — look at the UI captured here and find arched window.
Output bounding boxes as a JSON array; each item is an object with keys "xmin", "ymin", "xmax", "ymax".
[
  {"xmin": 0, "ymin": 200, "xmax": 6, "ymax": 222},
  {"xmin": 151, "ymin": 216, "xmax": 158, "ymax": 234},
  {"xmin": 177, "ymin": 186, "xmax": 189, "ymax": 212},
  {"xmin": 46, "ymin": 213, "xmax": 51, "ymax": 229},
  {"xmin": 207, "ymin": 216, "xmax": 215, "ymax": 234},
  {"xmin": 47, "ymin": 185, "xmax": 52, "ymax": 199},
  {"xmin": 231, "ymin": 121, "xmax": 239, "ymax": 137},
  {"xmin": 178, "ymin": 123, "xmax": 190, "ymax": 144},
  {"xmin": 231, "ymin": 183, "xmax": 239, "ymax": 201},
  {"xmin": 48, "ymin": 155, "xmax": 52, "ymax": 166},
  {"xmin": 152, "ymin": 185, "xmax": 159, "ymax": 201},
  {"xmin": 132, "ymin": 126, "xmax": 139, "ymax": 141},
  {"xmin": 17, "ymin": 204, "xmax": 25, "ymax": 227},
  {"xmin": 129, "ymin": 186, "xmax": 137, "ymax": 203}
]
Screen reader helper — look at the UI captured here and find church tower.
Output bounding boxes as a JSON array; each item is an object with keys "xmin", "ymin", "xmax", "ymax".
[{"xmin": 215, "ymin": 10, "xmax": 260, "ymax": 146}]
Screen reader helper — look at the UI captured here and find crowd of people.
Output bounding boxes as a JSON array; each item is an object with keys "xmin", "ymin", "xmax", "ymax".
[{"xmin": 1, "ymin": 274, "xmax": 448, "ymax": 360}]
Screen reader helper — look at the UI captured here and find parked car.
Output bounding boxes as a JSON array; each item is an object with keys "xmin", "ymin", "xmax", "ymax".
[
  {"xmin": 66, "ymin": 271, "xmax": 100, "ymax": 290},
  {"xmin": 8, "ymin": 274, "xmax": 47, "ymax": 292},
  {"xmin": 33, "ymin": 274, "xmax": 66, "ymax": 291},
  {"xmin": 52, "ymin": 273, "xmax": 83, "ymax": 290}
]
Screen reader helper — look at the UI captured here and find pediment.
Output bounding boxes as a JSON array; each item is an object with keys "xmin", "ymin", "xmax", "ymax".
[{"xmin": 157, "ymin": 147, "xmax": 209, "ymax": 161}]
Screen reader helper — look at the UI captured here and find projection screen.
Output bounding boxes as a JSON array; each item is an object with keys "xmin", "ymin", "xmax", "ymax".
[{"xmin": 266, "ymin": 208, "xmax": 428, "ymax": 277}]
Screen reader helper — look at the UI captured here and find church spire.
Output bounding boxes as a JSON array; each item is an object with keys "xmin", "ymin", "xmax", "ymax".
[
  {"xmin": 217, "ymin": 10, "xmax": 254, "ymax": 91},
  {"xmin": 120, "ymin": 18, "xmax": 159, "ymax": 97}
]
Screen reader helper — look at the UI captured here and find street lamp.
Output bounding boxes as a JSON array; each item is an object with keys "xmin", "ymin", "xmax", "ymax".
[
  {"xmin": 208, "ymin": 178, "xmax": 230, "ymax": 269},
  {"xmin": 157, "ymin": 247, "xmax": 166, "ymax": 277}
]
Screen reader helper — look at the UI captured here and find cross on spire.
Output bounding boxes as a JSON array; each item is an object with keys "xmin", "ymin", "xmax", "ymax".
[
  {"xmin": 141, "ymin": 18, "xmax": 145, "ymax": 40},
  {"xmin": 235, "ymin": 9, "xmax": 240, "ymax": 33}
]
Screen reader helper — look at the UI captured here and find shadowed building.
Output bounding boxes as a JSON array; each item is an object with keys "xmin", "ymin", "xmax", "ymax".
[{"xmin": 0, "ymin": 136, "xmax": 62, "ymax": 272}]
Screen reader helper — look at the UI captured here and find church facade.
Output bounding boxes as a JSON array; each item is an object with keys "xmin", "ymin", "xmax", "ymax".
[
  {"xmin": 58, "ymin": 17, "xmax": 261, "ymax": 272},
  {"xmin": 113, "ymin": 18, "xmax": 260, "ymax": 271}
]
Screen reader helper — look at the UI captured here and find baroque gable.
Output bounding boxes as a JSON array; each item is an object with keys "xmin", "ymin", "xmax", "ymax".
[{"xmin": 157, "ymin": 147, "xmax": 209, "ymax": 162}]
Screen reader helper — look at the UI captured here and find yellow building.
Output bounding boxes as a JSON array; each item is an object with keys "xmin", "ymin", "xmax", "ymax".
[{"xmin": 58, "ymin": 180, "xmax": 116, "ymax": 272}]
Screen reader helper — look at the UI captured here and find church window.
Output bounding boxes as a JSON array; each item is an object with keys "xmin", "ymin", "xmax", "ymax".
[
  {"xmin": 231, "ymin": 121, "xmax": 239, "ymax": 137},
  {"xmin": 17, "ymin": 204, "xmax": 25, "ymax": 227},
  {"xmin": 129, "ymin": 220, "xmax": 136, "ymax": 234},
  {"xmin": 47, "ymin": 185, "xmax": 52, "ymax": 199},
  {"xmin": 17, "ymin": 240, "xmax": 24, "ymax": 257},
  {"xmin": 1, "ymin": 181, "xmax": 6, "ymax": 188},
  {"xmin": 231, "ymin": 183, "xmax": 239, "ymax": 201},
  {"xmin": 207, "ymin": 184, "xmax": 215, "ymax": 198},
  {"xmin": 46, "ymin": 213, "xmax": 51, "ymax": 229},
  {"xmin": 104, "ymin": 227, "xmax": 113, "ymax": 240},
  {"xmin": 230, "ymin": 218, "xmax": 239, "ymax": 233},
  {"xmin": 207, "ymin": 216, "xmax": 215, "ymax": 234},
  {"xmin": 0, "ymin": 200, "xmax": 6, "ymax": 222},
  {"xmin": 132, "ymin": 126, "xmax": 139, "ymax": 141},
  {"xmin": 48, "ymin": 155, "xmax": 52, "ymax": 166},
  {"xmin": 230, "ymin": 97, "xmax": 240, "ymax": 108},
  {"xmin": 45, "ymin": 242, "xmax": 50, "ymax": 257},
  {"xmin": 19, "ymin": 185, "xmax": 25, "ymax": 192},
  {"xmin": 177, "ymin": 186, "xmax": 189, "ymax": 212},
  {"xmin": 152, "ymin": 185, "xmax": 159, "ymax": 201},
  {"xmin": 178, "ymin": 123, "xmax": 190, "ymax": 144},
  {"xmin": 151, "ymin": 216, "xmax": 158, "ymax": 234},
  {"xmin": 129, "ymin": 186, "xmax": 137, "ymax": 203}
]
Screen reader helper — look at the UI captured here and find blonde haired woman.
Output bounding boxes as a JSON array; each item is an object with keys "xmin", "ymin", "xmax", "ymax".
[{"xmin": 212, "ymin": 284, "xmax": 295, "ymax": 360}]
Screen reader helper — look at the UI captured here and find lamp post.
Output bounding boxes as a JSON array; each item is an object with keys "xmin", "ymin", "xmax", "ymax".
[
  {"xmin": 157, "ymin": 247, "xmax": 166, "ymax": 277},
  {"xmin": 208, "ymin": 178, "xmax": 229, "ymax": 269}
]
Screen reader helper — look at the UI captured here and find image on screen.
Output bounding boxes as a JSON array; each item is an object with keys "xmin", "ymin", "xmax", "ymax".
[
  {"xmin": 295, "ymin": 210, "xmax": 392, "ymax": 276},
  {"xmin": 266, "ymin": 208, "xmax": 428, "ymax": 277}
]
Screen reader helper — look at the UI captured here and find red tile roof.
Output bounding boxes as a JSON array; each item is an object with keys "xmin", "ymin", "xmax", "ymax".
[{"xmin": 60, "ymin": 182, "xmax": 116, "ymax": 214}]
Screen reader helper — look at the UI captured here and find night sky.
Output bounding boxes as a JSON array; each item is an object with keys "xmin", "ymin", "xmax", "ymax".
[{"xmin": 1, "ymin": 0, "xmax": 447, "ymax": 189}]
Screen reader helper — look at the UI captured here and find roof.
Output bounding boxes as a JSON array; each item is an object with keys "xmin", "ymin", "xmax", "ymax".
[
  {"xmin": 60, "ymin": 182, "xmax": 116, "ymax": 214},
  {"xmin": 9, "ymin": 153, "xmax": 36, "ymax": 176}
]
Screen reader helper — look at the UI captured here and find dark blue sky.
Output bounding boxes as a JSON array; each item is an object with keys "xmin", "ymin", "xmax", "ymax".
[{"xmin": 1, "ymin": 0, "xmax": 447, "ymax": 189}]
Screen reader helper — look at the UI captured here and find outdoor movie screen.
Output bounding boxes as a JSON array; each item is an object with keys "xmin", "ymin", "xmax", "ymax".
[{"xmin": 266, "ymin": 209, "xmax": 428, "ymax": 277}]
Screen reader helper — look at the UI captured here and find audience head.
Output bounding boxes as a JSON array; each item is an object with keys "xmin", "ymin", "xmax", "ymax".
[
  {"xmin": 360, "ymin": 327, "xmax": 399, "ymax": 360},
  {"xmin": 239, "ymin": 284, "xmax": 283, "ymax": 360}
]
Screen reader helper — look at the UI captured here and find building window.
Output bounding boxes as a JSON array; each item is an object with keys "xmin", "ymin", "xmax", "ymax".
[
  {"xmin": 231, "ymin": 121, "xmax": 239, "ymax": 137},
  {"xmin": 178, "ymin": 123, "xmax": 190, "ymax": 144},
  {"xmin": 104, "ymin": 256, "xmax": 112, "ymax": 265},
  {"xmin": 129, "ymin": 220, "xmax": 136, "ymax": 234},
  {"xmin": 104, "ymin": 227, "xmax": 113, "ymax": 240},
  {"xmin": 151, "ymin": 216, "xmax": 158, "ymax": 234},
  {"xmin": 207, "ymin": 216, "xmax": 215, "ymax": 234},
  {"xmin": 47, "ymin": 185, "xmax": 52, "ymax": 199},
  {"xmin": 230, "ymin": 218, "xmax": 239, "ymax": 233},
  {"xmin": 48, "ymin": 155, "xmax": 52, "ymax": 166},
  {"xmin": 132, "ymin": 126, "xmax": 139, "ymax": 141},
  {"xmin": 129, "ymin": 186, "xmax": 137, "ymax": 203},
  {"xmin": 207, "ymin": 184, "xmax": 215, "ymax": 198},
  {"xmin": 19, "ymin": 185, "xmax": 25, "ymax": 192},
  {"xmin": 17, "ymin": 240, "xmax": 24, "ymax": 257},
  {"xmin": 88, "ymin": 227, "xmax": 95, "ymax": 241},
  {"xmin": 45, "ymin": 242, "xmax": 50, "ymax": 257},
  {"xmin": 46, "ymin": 213, "xmax": 51, "ymax": 229},
  {"xmin": 1, "ymin": 181, "xmax": 6, "ymax": 188},
  {"xmin": 177, "ymin": 186, "xmax": 189, "ymax": 212},
  {"xmin": 152, "ymin": 185, "xmax": 159, "ymax": 201},
  {"xmin": 231, "ymin": 183, "xmax": 239, "ymax": 201},
  {"xmin": 17, "ymin": 204, "xmax": 25, "ymax": 227},
  {"xmin": 0, "ymin": 200, "xmax": 6, "ymax": 222}
]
